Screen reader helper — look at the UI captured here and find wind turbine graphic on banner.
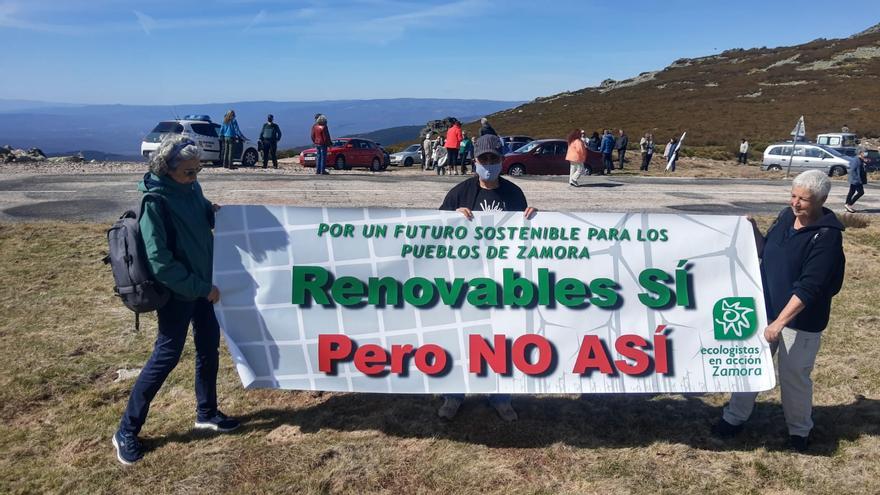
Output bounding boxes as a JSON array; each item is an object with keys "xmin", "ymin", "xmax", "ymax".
[{"xmin": 786, "ymin": 116, "xmax": 806, "ymax": 177}]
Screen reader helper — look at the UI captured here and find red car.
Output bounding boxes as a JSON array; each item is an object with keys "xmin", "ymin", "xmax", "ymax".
[
  {"xmin": 502, "ymin": 139, "xmax": 603, "ymax": 176},
  {"xmin": 300, "ymin": 138, "xmax": 387, "ymax": 171}
]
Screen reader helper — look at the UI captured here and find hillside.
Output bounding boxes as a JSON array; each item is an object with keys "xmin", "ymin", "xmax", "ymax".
[{"xmin": 476, "ymin": 23, "xmax": 880, "ymax": 150}]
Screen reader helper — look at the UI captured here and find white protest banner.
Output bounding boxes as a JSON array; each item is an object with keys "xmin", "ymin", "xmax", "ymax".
[{"xmin": 212, "ymin": 206, "xmax": 775, "ymax": 394}]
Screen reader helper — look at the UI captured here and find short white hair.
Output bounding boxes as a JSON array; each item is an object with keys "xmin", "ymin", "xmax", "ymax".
[
  {"xmin": 149, "ymin": 134, "xmax": 201, "ymax": 176},
  {"xmin": 480, "ymin": 117, "xmax": 488, "ymax": 125},
  {"xmin": 792, "ymin": 169, "xmax": 831, "ymax": 203}
]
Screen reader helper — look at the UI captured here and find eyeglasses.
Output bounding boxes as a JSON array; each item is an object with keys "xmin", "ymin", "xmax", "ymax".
[{"xmin": 183, "ymin": 166, "xmax": 203, "ymax": 177}]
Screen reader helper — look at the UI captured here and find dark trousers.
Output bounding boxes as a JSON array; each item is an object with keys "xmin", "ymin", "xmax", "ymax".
[
  {"xmin": 641, "ymin": 152, "xmax": 653, "ymax": 171},
  {"xmin": 119, "ymin": 297, "xmax": 220, "ymax": 435},
  {"xmin": 221, "ymin": 138, "xmax": 235, "ymax": 168},
  {"xmin": 446, "ymin": 148, "xmax": 459, "ymax": 169},
  {"xmin": 261, "ymin": 140, "xmax": 278, "ymax": 167},
  {"xmin": 846, "ymin": 184, "xmax": 865, "ymax": 206},
  {"xmin": 603, "ymin": 153, "xmax": 613, "ymax": 174},
  {"xmin": 617, "ymin": 149, "xmax": 626, "ymax": 169},
  {"xmin": 738, "ymin": 152, "xmax": 748, "ymax": 165}
]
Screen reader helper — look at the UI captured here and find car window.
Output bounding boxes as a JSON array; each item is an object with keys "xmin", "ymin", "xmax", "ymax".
[
  {"xmin": 191, "ymin": 123, "xmax": 218, "ymax": 137},
  {"xmin": 151, "ymin": 122, "xmax": 183, "ymax": 134},
  {"xmin": 867, "ymin": 151, "xmax": 880, "ymax": 159},
  {"xmin": 359, "ymin": 141, "xmax": 372, "ymax": 149},
  {"xmin": 332, "ymin": 140, "xmax": 347, "ymax": 147},
  {"xmin": 406, "ymin": 145, "xmax": 420, "ymax": 152},
  {"xmin": 554, "ymin": 143, "xmax": 568, "ymax": 155},
  {"xmin": 772, "ymin": 146, "xmax": 792, "ymax": 155},
  {"xmin": 804, "ymin": 147, "xmax": 823, "ymax": 158},
  {"xmin": 842, "ymin": 136, "xmax": 857, "ymax": 147},
  {"xmin": 538, "ymin": 145, "xmax": 554, "ymax": 155}
]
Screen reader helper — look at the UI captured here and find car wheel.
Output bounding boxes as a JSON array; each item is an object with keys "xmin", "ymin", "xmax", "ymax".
[
  {"xmin": 404, "ymin": 157, "xmax": 413, "ymax": 167},
  {"xmin": 241, "ymin": 148, "xmax": 259, "ymax": 167},
  {"xmin": 829, "ymin": 165, "xmax": 847, "ymax": 177},
  {"xmin": 371, "ymin": 157, "xmax": 382, "ymax": 172},
  {"xmin": 335, "ymin": 155, "xmax": 346, "ymax": 170},
  {"xmin": 767, "ymin": 164, "xmax": 782, "ymax": 172},
  {"xmin": 508, "ymin": 164, "xmax": 525, "ymax": 176}
]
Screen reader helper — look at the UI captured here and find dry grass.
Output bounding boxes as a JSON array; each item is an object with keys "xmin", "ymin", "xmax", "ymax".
[{"xmin": 1, "ymin": 221, "xmax": 879, "ymax": 494}]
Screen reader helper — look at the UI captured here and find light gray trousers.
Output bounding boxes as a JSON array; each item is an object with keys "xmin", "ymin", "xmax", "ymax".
[{"xmin": 722, "ymin": 327, "xmax": 822, "ymax": 436}]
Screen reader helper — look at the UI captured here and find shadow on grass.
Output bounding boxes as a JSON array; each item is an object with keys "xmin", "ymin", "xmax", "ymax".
[{"xmin": 148, "ymin": 393, "xmax": 880, "ymax": 456}]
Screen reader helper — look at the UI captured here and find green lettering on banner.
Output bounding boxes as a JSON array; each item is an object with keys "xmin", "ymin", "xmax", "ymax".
[
  {"xmin": 292, "ymin": 266, "xmax": 331, "ymax": 305},
  {"xmin": 638, "ymin": 268, "xmax": 673, "ymax": 308}
]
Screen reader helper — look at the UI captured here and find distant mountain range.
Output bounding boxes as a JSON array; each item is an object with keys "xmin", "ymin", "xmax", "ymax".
[
  {"xmin": 473, "ymin": 23, "xmax": 880, "ymax": 149},
  {"xmin": 0, "ymin": 99, "xmax": 522, "ymax": 157}
]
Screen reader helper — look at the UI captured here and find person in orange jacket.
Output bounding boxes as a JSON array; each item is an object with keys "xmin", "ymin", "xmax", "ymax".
[{"xmin": 445, "ymin": 120, "xmax": 463, "ymax": 171}]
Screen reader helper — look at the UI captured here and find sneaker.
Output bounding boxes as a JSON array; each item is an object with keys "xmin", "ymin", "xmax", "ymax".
[
  {"xmin": 569, "ymin": 181, "xmax": 579, "ymax": 187},
  {"xmin": 788, "ymin": 434, "xmax": 810, "ymax": 452},
  {"xmin": 844, "ymin": 204, "xmax": 855, "ymax": 213},
  {"xmin": 491, "ymin": 400, "xmax": 518, "ymax": 422},
  {"xmin": 710, "ymin": 418, "xmax": 744, "ymax": 438},
  {"xmin": 322, "ymin": 170, "xmax": 330, "ymax": 175},
  {"xmin": 194, "ymin": 411, "xmax": 240, "ymax": 432},
  {"xmin": 112, "ymin": 429, "xmax": 143, "ymax": 465},
  {"xmin": 437, "ymin": 397, "xmax": 462, "ymax": 419}
]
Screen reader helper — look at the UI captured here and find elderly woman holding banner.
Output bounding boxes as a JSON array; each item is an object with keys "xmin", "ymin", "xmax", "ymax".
[{"xmin": 713, "ymin": 169, "xmax": 845, "ymax": 452}]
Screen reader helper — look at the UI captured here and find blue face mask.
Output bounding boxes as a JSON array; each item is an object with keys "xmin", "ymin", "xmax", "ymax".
[{"xmin": 475, "ymin": 162, "xmax": 502, "ymax": 181}]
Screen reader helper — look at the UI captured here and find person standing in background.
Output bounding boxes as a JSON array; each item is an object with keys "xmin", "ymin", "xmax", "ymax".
[
  {"xmin": 218, "ymin": 110, "xmax": 244, "ymax": 169},
  {"xmin": 259, "ymin": 114, "xmax": 282, "ymax": 169},
  {"xmin": 615, "ymin": 129, "xmax": 628, "ymax": 169},
  {"xmin": 738, "ymin": 139, "xmax": 749, "ymax": 165},
  {"xmin": 311, "ymin": 114, "xmax": 332, "ymax": 175}
]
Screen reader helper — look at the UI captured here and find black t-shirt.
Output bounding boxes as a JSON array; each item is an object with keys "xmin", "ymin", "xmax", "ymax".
[{"xmin": 439, "ymin": 176, "xmax": 527, "ymax": 212}]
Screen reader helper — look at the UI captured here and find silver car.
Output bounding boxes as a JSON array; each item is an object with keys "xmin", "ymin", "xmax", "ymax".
[
  {"xmin": 389, "ymin": 144, "xmax": 422, "ymax": 167},
  {"xmin": 762, "ymin": 142, "xmax": 850, "ymax": 176}
]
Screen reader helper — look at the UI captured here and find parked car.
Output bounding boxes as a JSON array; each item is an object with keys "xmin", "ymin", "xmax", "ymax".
[
  {"xmin": 761, "ymin": 142, "xmax": 850, "ymax": 176},
  {"xmin": 864, "ymin": 149, "xmax": 880, "ymax": 171},
  {"xmin": 502, "ymin": 135, "xmax": 535, "ymax": 152},
  {"xmin": 501, "ymin": 139, "xmax": 604, "ymax": 176},
  {"xmin": 300, "ymin": 137, "xmax": 388, "ymax": 171},
  {"xmin": 816, "ymin": 132, "xmax": 860, "ymax": 157},
  {"xmin": 140, "ymin": 115, "xmax": 260, "ymax": 167},
  {"xmin": 390, "ymin": 144, "xmax": 422, "ymax": 167}
]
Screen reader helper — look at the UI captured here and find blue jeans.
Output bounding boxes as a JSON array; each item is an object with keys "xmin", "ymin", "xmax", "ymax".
[
  {"xmin": 603, "ymin": 153, "xmax": 613, "ymax": 174},
  {"xmin": 316, "ymin": 145, "xmax": 328, "ymax": 174},
  {"xmin": 443, "ymin": 394, "xmax": 511, "ymax": 406},
  {"xmin": 119, "ymin": 297, "xmax": 220, "ymax": 435},
  {"xmin": 617, "ymin": 149, "xmax": 626, "ymax": 169}
]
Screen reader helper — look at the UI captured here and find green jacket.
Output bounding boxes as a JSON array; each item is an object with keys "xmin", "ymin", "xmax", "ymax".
[{"xmin": 137, "ymin": 172, "xmax": 215, "ymax": 301}]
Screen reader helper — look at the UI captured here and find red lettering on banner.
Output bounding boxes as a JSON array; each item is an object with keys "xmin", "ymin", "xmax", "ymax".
[
  {"xmin": 614, "ymin": 334, "xmax": 650, "ymax": 375},
  {"xmin": 389, "ymin": 344, "xmax": 415, "ymax": 374},
  {"xmin": 318, "ymin": 334, "xmax": 353, "ymax": 373},
  {"xmin": 469, "ymin": 334, "xmax": 508, "ymax": 374},
  {"xmin": 572, "ymin": 335, "xmax": 615, "ymax": 374},
  {"xmin": 511, "ymin": 334, "xmax": 553, "ymax": 375},
  {"xmin": 354, "ymin": 344, "xmax": 389, "ymax": 375},
  {"xmin": 414, "ymin": 344, "xmax": 447, "ymax": 375}
]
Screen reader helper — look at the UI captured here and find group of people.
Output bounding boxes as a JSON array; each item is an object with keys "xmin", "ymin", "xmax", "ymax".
[
  {"xmin": 111, "ymin": 128, "xmax": 848, "ymax": 464},
  {"xmin": 421, "ymin": 118, "xmax": 494, "ymax": 176},
  {"xmin": 217, "ymin": 110, "xmax": 284, "ymax": 169},
  {"xmin": 566, "ymin": 129, "xmax": 683, "ymax": 185}
]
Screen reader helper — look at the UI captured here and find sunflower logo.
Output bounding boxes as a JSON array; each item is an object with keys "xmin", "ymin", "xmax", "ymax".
[{"xmin": 713, "ymin": 297, "xmax": 758, "ymax": 340}]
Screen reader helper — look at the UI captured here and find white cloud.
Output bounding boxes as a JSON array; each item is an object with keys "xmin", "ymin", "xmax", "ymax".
[{"xmin": 133, "ymin": 10, "xmax": 156, "ymax": 35}]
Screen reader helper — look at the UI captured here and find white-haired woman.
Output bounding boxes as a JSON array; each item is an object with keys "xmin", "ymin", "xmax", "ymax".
[
  {"xmin": 713, "ymin": 169, "xmax": 845, "ymax": 452},
  {"xmin": 113, "ymin": 135, "xmax": 239, "ymax": 465},
  {"xmin": 219, "ymin": 109, "xmax": 244, "ymax": 169}
]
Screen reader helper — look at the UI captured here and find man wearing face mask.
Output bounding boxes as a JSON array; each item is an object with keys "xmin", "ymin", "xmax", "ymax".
[
  {"xmin": 440, "ymin": 134, "xmax": 536, "ymax": 219},
  {"xmin": 436, "ymin": 134, "xmax": 536, "ymax": 422}
]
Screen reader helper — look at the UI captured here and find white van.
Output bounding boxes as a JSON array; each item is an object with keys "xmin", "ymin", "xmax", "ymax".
[{"xmin": 816, "ymin": 133, "xmax": 860, "ymax": 157}]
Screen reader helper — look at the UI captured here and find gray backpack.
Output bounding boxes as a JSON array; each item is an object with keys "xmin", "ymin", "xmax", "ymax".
[{"xmin": 103, "ymin": 193, "xmax": 175, "ymax": 330}]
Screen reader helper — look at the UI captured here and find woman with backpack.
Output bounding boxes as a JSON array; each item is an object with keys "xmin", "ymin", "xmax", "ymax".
[
  {"xmin": 113, "ymin": 135, "xmax": 239, "ymax": 465},
  {"xmin": 219, "ymin": 109, "xmax": 244, "ymax": 169}
]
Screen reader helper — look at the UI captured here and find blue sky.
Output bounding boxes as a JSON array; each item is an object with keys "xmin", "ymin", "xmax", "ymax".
[{"xmin": 0, "ymin": 0, "xmax": 877, "ymax": 105}]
